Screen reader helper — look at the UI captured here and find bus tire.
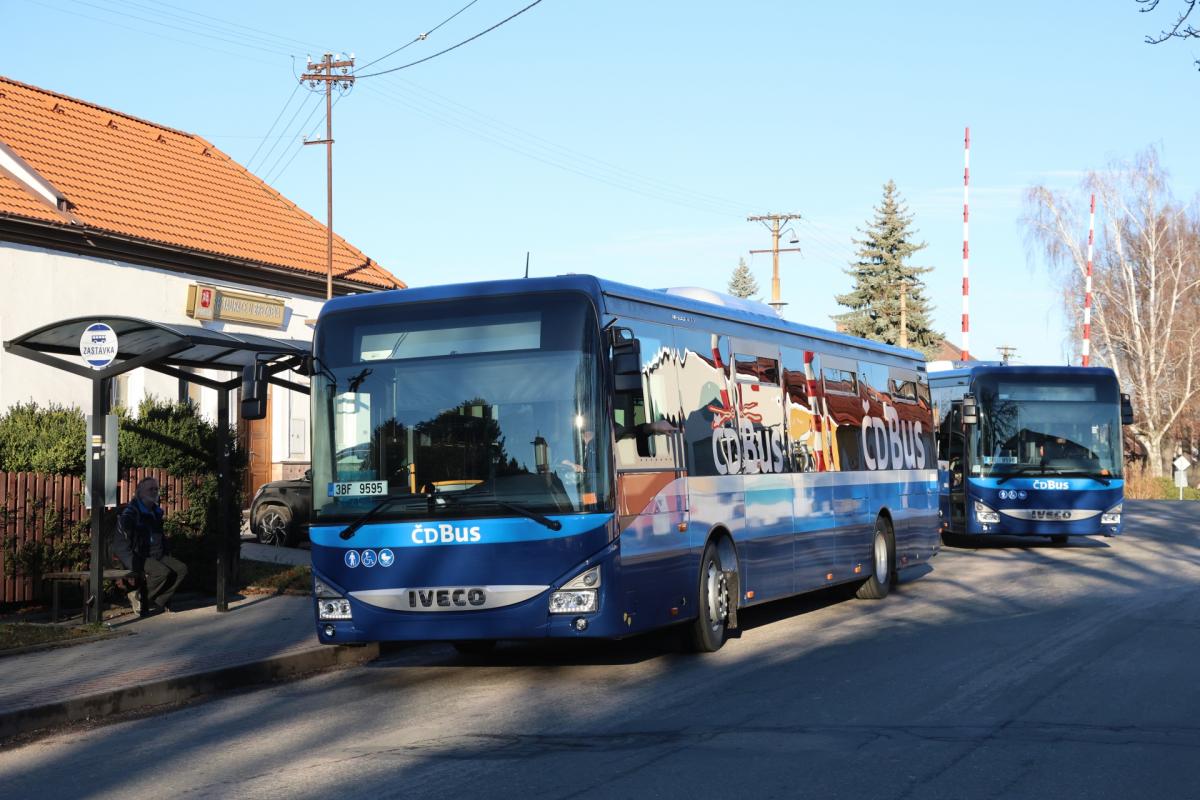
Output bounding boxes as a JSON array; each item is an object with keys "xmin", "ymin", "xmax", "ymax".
[
  {"xmin": 1050, "ymin": 535, "xmax": 1068, "ymax": 545},
  {"xmin": 688, "ymin": 539, "xmax": 731, "ymax": 653},
  {"xmin": 856, "ymin": 517, "xmax": 895, "ymax": 600},
  {"xmin": 452, "ymin": 640, "xmax": 497, "ymax": 655}
]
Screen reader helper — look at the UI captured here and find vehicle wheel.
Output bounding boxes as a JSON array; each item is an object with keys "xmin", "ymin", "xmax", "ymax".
[
  {"xmin": 453, "ymin": 640, "xmax": 497, "ymax": 655},
  {"xmin": 255, "ymin": 504, "xmax": 293, "ymax": 547},
  {"xmin": 688, "ymin": 540, "xmax": 731, "ymax": 653},
  {"xmin": 1050, "ymin": 534, "xmax": 1069, "ymax": 545},
  {"xmin": 856, "ymin": 517, "xmax": 895, "ymax": 600}
]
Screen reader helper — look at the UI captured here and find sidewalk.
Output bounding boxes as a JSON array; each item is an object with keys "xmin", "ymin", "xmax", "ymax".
[{"xmin": 0, "ymin": 544, "xmax": 377, "ymax": 742}]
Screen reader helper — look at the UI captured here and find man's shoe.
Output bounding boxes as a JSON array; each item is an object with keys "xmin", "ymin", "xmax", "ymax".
[{"xmin": 127, "ymin": 589, "xmax": 143, "ymax": 615}]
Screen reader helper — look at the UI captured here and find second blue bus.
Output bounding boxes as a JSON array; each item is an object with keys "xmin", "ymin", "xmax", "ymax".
[{"xmin": 929, "ymin": 364, "xmax": 1133, "ymax": 543}]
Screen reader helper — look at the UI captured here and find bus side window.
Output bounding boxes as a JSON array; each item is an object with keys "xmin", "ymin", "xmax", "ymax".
[{"xmin": 611, "ymin": 320, "xmax": 678, "ymax": 467}]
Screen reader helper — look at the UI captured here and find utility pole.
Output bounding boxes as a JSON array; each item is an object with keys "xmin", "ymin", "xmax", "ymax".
[
  {"xmin": 301, "ymin": 53, "xmax": 355, "ymax": 300},
  {"xmin": 997, "ymin": 345, "xmax": 1017, "ymax": 365},
  {"xmin": 748, "ymin": 213, "xmax": 802, "ymax": 312}
]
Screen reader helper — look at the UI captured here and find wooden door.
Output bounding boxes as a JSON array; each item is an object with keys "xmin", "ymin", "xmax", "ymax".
[{"xmin": 244, "ymin": 386, "xmax": 273, "ymax": 498}]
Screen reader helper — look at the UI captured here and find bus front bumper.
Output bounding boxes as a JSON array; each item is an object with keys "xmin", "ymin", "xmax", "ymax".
[
  {"xmin": 312, "ymin": 568, "xmax": 635, "ymax": 645},
  {"xmin": 966, "ymin": 506, "xmax": 1123, "ymax": 537}
]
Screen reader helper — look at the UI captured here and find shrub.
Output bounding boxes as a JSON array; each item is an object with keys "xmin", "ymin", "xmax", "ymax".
[
  {"xmin": 0, "ymin": 398, "xmax": 246, "ymax": 591},
  {"xmin": 0, "ymin": 402, "xmax": 86, "ymax": 474},
  {"xmin": 1123, "ymin": 466, "xmax": 1199, "ymax": 500}
]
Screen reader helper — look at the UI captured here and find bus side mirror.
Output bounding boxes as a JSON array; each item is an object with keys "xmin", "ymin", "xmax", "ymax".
[
  {"xmin": 961, "ymin": 394, "xmax": 978, "ymax": 426},
  {"xmin": 610, "ymin": 326, "xmax": 642, "ymax": 393},
  {"xmin": 241, "ymin": 362, "xmax": 268, "ymax": 420},
  {"xmin": 1121, "ymin": 393, "xmax": 1134, "ymax": 426}
]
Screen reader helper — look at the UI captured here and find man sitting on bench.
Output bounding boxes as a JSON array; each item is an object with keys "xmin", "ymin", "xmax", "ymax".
[{"xmin": 112, "ymin": 477, "xmax": 188, "ymax": 616}]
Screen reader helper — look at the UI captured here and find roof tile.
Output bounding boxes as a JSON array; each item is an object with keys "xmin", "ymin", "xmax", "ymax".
[{"xmin": 0, "ymin": 75, "xmax": 403, "ymax": 291}]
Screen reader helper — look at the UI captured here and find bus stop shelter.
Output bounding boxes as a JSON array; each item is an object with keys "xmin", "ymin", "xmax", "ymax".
[{"xmin": 3, "ymin": 316, "xmax": 311, "ymax": 621}]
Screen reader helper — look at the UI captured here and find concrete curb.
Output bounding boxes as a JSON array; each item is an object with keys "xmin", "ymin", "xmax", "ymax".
[{"xmin": 0, "ymin": 642, "xmax": 379, "ymax": 742}]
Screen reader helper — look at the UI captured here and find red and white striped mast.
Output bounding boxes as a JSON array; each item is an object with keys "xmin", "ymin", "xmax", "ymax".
[
  {"xmin": 961, "ymin": 126, "xmax": 971, "ymax": 361},
  {"xmin": 1081, "ymin": 193, "xmax": 1096, "ymax": 366}
]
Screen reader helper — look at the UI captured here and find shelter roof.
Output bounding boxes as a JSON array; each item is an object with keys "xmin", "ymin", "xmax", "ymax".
[
  {"xmin": 0, "ymin": 75, "xmax": 403, "ymax": 292},
  {"xmin": 5, "ymin": 315, "xmax": 309, "ymax": 378}
]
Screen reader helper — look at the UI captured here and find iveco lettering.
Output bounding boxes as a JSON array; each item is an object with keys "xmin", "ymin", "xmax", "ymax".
[{"xmin": 308, "ymin": 276, "xmax": 940, "ymax": 653}]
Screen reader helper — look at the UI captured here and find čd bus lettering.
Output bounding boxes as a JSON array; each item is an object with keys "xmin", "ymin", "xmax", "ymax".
[{"xmin": 411, "ymin": 523, "xmax": 483, "ymax": 544}]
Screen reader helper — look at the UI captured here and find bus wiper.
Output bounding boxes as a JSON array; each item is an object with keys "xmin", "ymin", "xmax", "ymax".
[
  {"xmin": 995, "ymin": 466, "xmax": 1064, "ymax": 484},
  {"xmin": 449, "ymin": 494, "xmax": 562, "ymax": 531},
  {"xmin": 996, "ymin": 466, "xmax": 1110, "ymax": 486},
  {"xmin": 1056, "ymin": 470, "xmax": 1112, "ymax": 486},
  {"xmin": 494, "ymin": 500, "xmax": 562, "ymax": 531},
  {"xmin": 338, "ymin": 495, "xmax": 421, "ymax": 540}
]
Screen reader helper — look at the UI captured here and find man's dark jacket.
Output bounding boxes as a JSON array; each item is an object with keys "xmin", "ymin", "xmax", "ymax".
[{"xmin": 112, "ymin": 497, "xmax": 167, "ymax": 571}]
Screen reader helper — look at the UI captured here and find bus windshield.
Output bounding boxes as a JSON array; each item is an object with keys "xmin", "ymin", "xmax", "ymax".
[
  {"xmin": 973, "ymin": 375, "xmax": 1123, "ymax": 479},
  {"xmin": 311, "ymin": 293, "xmax": 611, "ymax": 522}
]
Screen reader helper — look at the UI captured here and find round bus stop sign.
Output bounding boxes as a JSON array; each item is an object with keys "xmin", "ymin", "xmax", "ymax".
[{"xmin": 79, "ymin": 323, "xmax": 118, "ymax": 370}]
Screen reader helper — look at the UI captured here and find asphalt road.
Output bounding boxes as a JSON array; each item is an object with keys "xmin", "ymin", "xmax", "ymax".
[{"xmin": 2, "ymin": 500, "xmax": 1197, "ymax": 800}]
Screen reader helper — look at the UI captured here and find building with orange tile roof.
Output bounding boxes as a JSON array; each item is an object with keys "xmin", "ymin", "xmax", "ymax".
[{"xmin": 0, "ymin": 75, "xmax": 405, "ymax": 493}]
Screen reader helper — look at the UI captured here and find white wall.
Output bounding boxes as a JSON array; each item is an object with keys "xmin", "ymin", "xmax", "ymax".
[{"xmin": 0, "ymin": 241, "xmax": 322, "ymax": 471}]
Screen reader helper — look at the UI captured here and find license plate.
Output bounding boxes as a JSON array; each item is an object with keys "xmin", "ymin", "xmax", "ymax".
[{"xmin": 328, "ymin": 480, "xmax": 388, "ymax": 498}]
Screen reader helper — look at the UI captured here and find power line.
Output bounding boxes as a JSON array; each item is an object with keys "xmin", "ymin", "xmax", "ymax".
[
  {"xmin": 264, "ymin": 99, "xmax": 339, "ymax": 186},
  {"xmin": 117, "ymin": 0, "xmax": 330, "ymax": 52},
  {"xmin": 356, "ymin": 0, "xmax": 547, "ymax": 79},
  {"xmin": 245, "ymin": 80, "xmax": 302, "ymax": 171},
  {"xmin": 59, "ymin": 0, "xmax": 296, "ymax": 56},
  {"xmin": 357, "ymin": 79, "xmax": 861, "ymax": 266},
  {"xmin": 254, "ymin": 91, "xmax": 321, "ymax": 175},
  {"xmin": 260, "ymin": 93, "xmax": 323, "ymax": 182},
  {"xmin": 27, "ymin": 0, "xmax": 283, "ymax": 66},
  {"xmin": 355, "ymin": 0, "xmax": 482, "ymax": 73}
]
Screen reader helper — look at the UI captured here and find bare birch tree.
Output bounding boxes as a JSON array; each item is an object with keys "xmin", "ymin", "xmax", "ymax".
[{"xmin": 1024, "ymin": 148, "xmax": 1200, "ymax": 476}]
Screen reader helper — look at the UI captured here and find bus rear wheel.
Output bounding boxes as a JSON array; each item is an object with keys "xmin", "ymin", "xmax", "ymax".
[
  {"xmin": 688, "ymin": 540, "xmax": 731, "ymax": 653},
  {"xmin": 1050, "ymin": 534, "xmax": 1069, "ymax": 545},
  {"xmin": 856, "ymin": 518, "xmax": 895, "ymax": 600}
]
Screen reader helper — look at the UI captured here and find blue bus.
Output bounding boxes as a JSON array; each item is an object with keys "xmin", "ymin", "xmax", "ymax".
[
  {"xmin": 929, "ymin": 365, "xmax": 1133, "ymax": 543},
  {"xmin": 309, "ymin": 276, "xmax": 939, "ymax": 652}
]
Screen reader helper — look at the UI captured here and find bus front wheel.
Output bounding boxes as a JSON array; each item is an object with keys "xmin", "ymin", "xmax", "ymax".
[
  {"xmin": 856, "ymin": 518, "xmax": 895, "ymax": 600},
  {"xmin": 688, "ymin": 540, "xmax": 731, "ymax": 653}
]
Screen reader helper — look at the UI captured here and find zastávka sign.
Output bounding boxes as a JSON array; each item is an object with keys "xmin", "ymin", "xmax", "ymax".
[
  {"xmin": 79, "ymin": 322, "xmax": 118, "ymax": 369},
  {"xmin": 186, "ymin": 284, "xmax": 286, "ymax": 329}
]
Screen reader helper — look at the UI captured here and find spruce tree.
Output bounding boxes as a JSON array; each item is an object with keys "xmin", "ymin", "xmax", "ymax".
[
  {"xmin": 833, "ymin": 180, "xmax": 943, "ymax": 355},
  {"xmin": 727, "ymin": 257, "xmax": 759, "ymax": 299}
]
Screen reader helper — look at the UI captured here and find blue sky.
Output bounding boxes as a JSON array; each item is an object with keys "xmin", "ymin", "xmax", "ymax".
[{"xmin": 7, "ymin": 1, "xmax": 1199, "ymax": 364}]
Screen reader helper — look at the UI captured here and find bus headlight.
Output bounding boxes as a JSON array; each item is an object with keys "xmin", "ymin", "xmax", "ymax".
[
  {"xmin": 974, "ymin": 501, "xmax": 1000, "ymax": 525},
  {"xmin": 315, "ymin": 577, "xmax": 352, "ymax": 621},
  {"xmin": 1101, "ymin": 503, "xmax": 1122, "ymax": 525},
  {"xmin": 549, "ymin": 590, "xmax": 597, "ymax": 614},
  {"xmin": 550, "ymin": 565, "xmax": 601, "ymax": 614}
]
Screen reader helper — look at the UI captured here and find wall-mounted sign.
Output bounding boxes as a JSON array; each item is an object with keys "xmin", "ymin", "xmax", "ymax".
[
  {"xmin": 186, "ymin": 284, "xmax": 286, "ymax": 329},
  {"xmin": 79, "ymin": 322, "xmax": 118, "ymax": 369}
]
